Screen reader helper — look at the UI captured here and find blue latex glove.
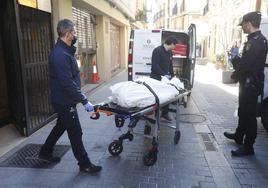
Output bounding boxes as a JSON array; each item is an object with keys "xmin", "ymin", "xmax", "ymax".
[
  {"xmin": 164, "ymin": 74, "xmax": 171, "ymax": 80},
  {"xmin": 84, "ymin": 102, "xmax": 94, "ymax": 112}
]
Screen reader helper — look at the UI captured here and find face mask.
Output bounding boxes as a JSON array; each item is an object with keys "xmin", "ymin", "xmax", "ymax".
[{"xmin": 71, "ymin": 35, "xmax": 77, "ymax": 46}]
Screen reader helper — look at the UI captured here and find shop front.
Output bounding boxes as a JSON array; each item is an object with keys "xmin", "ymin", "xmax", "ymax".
[
  {"xmin": 0, "ymin": 28, "xmax": 10, "ymax": 128},
  {"xmin": 1, "ymin": 0, "xmax": 54, "ymax": 136}
]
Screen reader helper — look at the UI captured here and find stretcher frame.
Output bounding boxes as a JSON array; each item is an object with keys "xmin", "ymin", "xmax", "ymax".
[{"xmin": 90, "ymin": 81, "xmax": 190, "ymax": 166}]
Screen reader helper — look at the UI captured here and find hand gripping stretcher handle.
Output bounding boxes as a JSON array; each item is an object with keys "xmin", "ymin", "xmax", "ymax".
[
  {"xmin": 90, "ymin": 106, "xmax": 100, "ymax": 120},
  {"xmin": 90, "ymin": 103, "xmax": 114, "ymax": 120}
]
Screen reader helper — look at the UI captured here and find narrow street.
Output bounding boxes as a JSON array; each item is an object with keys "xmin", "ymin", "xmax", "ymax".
[
  {"xmin": 1, "ymin": 0, "xmax": 268, "ymax": 187},
  {"xmin": 0, "ymin": 62, "xmax": 268, "ymax": 188}
]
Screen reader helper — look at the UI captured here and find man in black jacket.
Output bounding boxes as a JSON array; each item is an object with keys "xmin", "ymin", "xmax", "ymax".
[
  {"xmin": 150, "ymin": 36, "xmax": 178, "ymax": 122},
  {"xmin": 38, "ymin": 19, "xmax": 102, "ymax": 173},
  {"xmin": 224, "ymin": 12, "xmax": 268, "ymax": 156}
]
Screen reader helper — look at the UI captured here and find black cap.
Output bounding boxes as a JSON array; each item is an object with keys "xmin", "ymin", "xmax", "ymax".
[
  {"xmin": 238, "ymin": 11, "xmax": 261, "ymax": 27},
  {"xmin": 165, "ymin": 36, "xmax": 178, "ymax": 45}
]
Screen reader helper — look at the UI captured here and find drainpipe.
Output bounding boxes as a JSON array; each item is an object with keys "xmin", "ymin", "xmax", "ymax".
[{"xmin": 256, "ymin": 0, "xmax": 261, "ymax": 11}]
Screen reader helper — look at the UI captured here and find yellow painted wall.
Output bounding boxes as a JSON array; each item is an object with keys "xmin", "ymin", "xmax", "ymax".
[
  {"xmin": 96, "ymin": 15, "xmax": 111, "ymax": 81},
  {"xmin": 120, "ymin": 26, "xmax": 128, "ymax": 69},
  {"xmin": 82, "ymin": 0, "xmax": 130, "ymax": 26},
  {"xmin": 51, "ymin": 0, "xmax": 73, "ymax": 42}
]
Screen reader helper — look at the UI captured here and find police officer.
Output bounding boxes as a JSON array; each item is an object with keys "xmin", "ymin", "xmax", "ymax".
[
  {"xmin": 224, "ymin": 11, "xmax": 268, "ymax": 156},
  {"xmin": 150, "ymin": 36, "xmax": 178, "ymax": 122},
  {"xmin": 38, "ymin": 19, "xmax": 102, "ymax": 173}
]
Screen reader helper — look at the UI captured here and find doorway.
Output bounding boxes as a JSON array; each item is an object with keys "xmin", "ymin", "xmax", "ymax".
[{"xmin": 0, "ymin": 32, "xmax": 10, "ymax": 128}]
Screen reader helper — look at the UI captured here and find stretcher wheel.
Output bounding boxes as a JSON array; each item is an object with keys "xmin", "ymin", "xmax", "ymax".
[
  {"xmin": 174, "ymin": 131, "xmax": 181, "ymax": 144},
  {"xmin": 143, "ymin": 150, "xmax": 157, "ymax": 166},
  {"xmin": 144, "ymin": 125, "xmax": 151, "ymax": 135},
  {"xmin": 115, "ymin": 115, "xmax": 125, "ymax": 128},
  {"xmin": 108, "ymin": 140, "xmax": 123, "ymax": 156}
]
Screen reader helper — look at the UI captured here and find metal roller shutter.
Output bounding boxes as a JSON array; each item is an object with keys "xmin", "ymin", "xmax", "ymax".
[
  {"xmin": 72, "ymin": 7, "xmax": 97, "ymax": 85},
  {"xmin": 72, "ymin": 7, "xmax": 96, "ymax": 51},
  {"xmin": 19, "ymin": 5, "xmax": 54, "ymax": 135}
]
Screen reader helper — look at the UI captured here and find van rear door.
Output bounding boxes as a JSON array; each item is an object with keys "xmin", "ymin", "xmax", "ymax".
[
  {"xmin": 131, "ymin": 30, "xmax": 162, "ymax": 80},
  {"xmin": 188, "ymin": 24, "xmax": 196, "ymax": 88},
  {"xmin": 260, "ymin": 17, "xmax": 268, "ymax": 99}
]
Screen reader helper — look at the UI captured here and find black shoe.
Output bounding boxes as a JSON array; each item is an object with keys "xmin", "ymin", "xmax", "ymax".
[
  {"xmin": 231, "ymin": 146, "xmax": 254, "ymax": 156},
  {"xmin": 223, "ymin": 131, "xmax": 243, "ymax": 145},
  {"xmin": 38, "ymin": 154, "xmax": 61, "ymax": 163},
  {"xmin": 80, "ymin": 163, "xmax": 102, "ymax": 174},
  {"xmin": 161, "ymin": 114, "xmax": 172, "ymax": 123}
]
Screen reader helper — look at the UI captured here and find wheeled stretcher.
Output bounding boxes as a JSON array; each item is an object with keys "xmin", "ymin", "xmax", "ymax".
[{"xmin": 90, "ymin": 80, "xmax": 190, "ymax": 166}]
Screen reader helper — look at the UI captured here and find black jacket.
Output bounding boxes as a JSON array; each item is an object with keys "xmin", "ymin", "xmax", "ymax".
[
  {"xmin": 49, "ymin": 39, "xmax": 88, "ymax": 106},
  {"xmin": 237, "ymin": 31, "xmax": 268, "ymax": 83},
  {"xmin": 150, "ymin": 45, "xmax": 174, "ymax": 81}
]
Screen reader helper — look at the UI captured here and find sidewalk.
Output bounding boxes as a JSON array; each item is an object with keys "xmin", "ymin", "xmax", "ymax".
[{"xmin": 0, "ymin": 63, "xmax": 268, "ymax": 188}]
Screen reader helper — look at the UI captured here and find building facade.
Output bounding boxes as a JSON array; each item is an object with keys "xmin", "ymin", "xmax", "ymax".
[
  {"xmin": 152, "ymin": 0, "xmax": 206, "ymax": 58},
  {"xmin": 0, "ymin": 0, "xmax": 145, "ymax": 136},
  {"xmin": 152, "ymin": 0, "xmax": 268, "ymax": 62},
  {"xmin": 204, "ymin": 0, "xmax": 268, "ymax": 62}
]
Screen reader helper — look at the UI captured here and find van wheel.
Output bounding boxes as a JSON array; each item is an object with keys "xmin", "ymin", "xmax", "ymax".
[{"xmin": 261, "ymin": 115, "xmax": 268, "ymax": 132}]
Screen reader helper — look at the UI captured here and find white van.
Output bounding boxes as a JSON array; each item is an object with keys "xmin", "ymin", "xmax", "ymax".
[{"xmin": 127, "ymin": 24, "xmax": 196, "ymax": 91}]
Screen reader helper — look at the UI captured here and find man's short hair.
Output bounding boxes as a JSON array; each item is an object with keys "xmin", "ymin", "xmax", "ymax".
[
  {"xmin": 239, "ymin": 11, "xmax": 261, "ymax": 28},
  {"xmin": 165, "ymin": 36, "xmax": 178, "ymax": 45},
  {"xmin": 57, "ymin": 19, "xmax": 75, "ymax": 37}
]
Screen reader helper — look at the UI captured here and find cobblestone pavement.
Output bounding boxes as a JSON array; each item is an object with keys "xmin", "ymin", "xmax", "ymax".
[{"xmin": 0, "ymin": 63, "xmax": 268, "ymax": 188}]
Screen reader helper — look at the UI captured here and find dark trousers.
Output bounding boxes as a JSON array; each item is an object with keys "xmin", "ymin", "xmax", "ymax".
[
  {"xmin": 236, "ymin": 84, "xmax": 259, "ymax": 147},
  {"xmin": 161, "ymin": 105, "xmax": 169, "ymax": 116},
  {"xmin": 39, "ymin": 104, "xmax": 90, "ymax": 167}
]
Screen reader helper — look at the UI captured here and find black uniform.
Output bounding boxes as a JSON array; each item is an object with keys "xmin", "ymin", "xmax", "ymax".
[
  {"xmin": 150, "ymin": 44, "xmax": 175, "ymax": 117},
  {"xmin": 150, "ymin": 45, "xmax": 174, "ymax": 81},
  {"xmin": 235, "ymin": 31, "xmax": 268, "ymax": 147}
]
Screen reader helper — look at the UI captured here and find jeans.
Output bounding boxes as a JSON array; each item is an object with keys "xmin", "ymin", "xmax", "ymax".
[{"xmin": 39, "ymin": 104, "xmax": 90, "ymax": 167}]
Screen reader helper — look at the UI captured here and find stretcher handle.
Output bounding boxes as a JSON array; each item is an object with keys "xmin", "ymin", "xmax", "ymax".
[
  {"xmin": 90, "ymin": 105, "xmax": 101, "ymax": 120},
  {"xmin": 90, "ymin": 104, "xmax": 114, "ymax": 120},
  {"xmin": 90, "ymin": 112, "xmax": 100, "ymax": 120}
]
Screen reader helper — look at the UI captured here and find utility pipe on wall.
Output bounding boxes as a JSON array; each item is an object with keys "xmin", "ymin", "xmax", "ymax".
[{"xmin": 256, "ymin": 0, "xmax": 261, "ymax": 11}]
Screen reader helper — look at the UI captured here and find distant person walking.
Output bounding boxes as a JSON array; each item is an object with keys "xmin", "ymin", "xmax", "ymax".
[
  {"xmin": 230, "ymin": 41, "xmax": 239, "ymax": 60},
  {"xmin": 228, "ymin": 41, "xmax": 239, "ymax": 68}
]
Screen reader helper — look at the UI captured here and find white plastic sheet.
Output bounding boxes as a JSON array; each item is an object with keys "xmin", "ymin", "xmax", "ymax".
[{"xmin": 109, "ymin": 77, "xmax": 184, "ymax": 108}]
